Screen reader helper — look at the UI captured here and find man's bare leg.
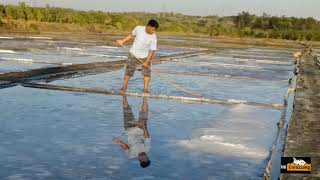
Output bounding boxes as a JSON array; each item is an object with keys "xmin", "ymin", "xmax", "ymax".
[
  {"xmin": 142, "ymin": 97, "xmax": 148, "ymax": 111},
  {"xmin": 120, "ymin": 75, "xmax": 130, "ymax": 92},
  {"xmin": 143, "ymin": 76, "xmax": 150, "ymax": 93}
]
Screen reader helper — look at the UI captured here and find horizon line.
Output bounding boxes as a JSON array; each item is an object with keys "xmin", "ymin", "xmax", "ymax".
[{"xmin": 2, "ymin": 2, "xmax": 320, "ymax": 20}]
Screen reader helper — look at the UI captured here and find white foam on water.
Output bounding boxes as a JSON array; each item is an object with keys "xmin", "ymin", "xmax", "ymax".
[
  {"xmin": 196, "ymin": 62, "xmax": 264, "ymax": 69},
  {"xmin": 0, "ymin": 57, "xmax": 68, "ymax": 65},
  {"xmin": 78, "ymin": 52, "xmax": 112, "ymax": 57},
  {"xmin": 200, "ymin": 135, "xmax": 223, "ymax": 141},
  {"xmin": 28, "ymin": 36, "xmax": 53, "ymax": 40},
  {"xmin": 62, "ymin": 47, "xmax": 83, "ymax": 51},
  {"xmin": 1, "ymin": 57, "xmax": 35, "ymax": 63},
  {"xmin": 227, "ymin": 99, "xmax": 247, "ymax": 103},
  {"xmin": 0, "ymin": 36, "xmax": 14, "ymax": 39},
  {"xmin": 97, "ymin": 45, "xmax": 118, "ymax": 49},
  {"xmin": 176, "ymin": 104, "xmax": 273, "ymax": 159},
  {"xmin": 0, "ymin": 49, "xmax": 16, "ymax": 54},
  {"xmin": 187, "ymin": 47, "xmax": 208, "ymax": 50},
  {"xmin": 62, "ymin": 62, "xmax": 73, "ymax": 66},
  {"xmin": 78, "ymin": 52, "xmax": 127, "ymax": 58},
  {"xmin": 210, "ymin": 56, "xmax": 292, "ymax": 65},
  {"xmin": 177, "ymin": 135, "xmax": 268, "ymax": 159}
]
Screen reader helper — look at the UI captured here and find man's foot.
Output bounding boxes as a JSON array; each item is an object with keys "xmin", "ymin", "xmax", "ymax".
[
  {"xmin": 143, "ymin": 89, "xmax": 149, "ymax": 94},
  {"xmin": 119, "ymin": 87, "xmax": 126, "ymax": 93}
]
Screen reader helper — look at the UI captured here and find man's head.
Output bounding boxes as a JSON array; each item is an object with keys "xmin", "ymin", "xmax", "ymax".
[
  {"xmin": 146, "ymin": 19, "xmax": 159, "ymax": 35},
  {"xmin": 138, "ymin": 152, "xmax": 151, "ymax": 168}
]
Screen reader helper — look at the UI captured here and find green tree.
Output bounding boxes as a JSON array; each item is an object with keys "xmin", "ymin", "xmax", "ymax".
[{"xmin": 0, "ymin": 3, "xmax": 320, "ymax": 41}]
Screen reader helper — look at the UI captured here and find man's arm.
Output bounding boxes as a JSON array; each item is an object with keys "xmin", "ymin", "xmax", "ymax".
[
  {"xmin": 113, "ymin": 139, "xmax": 129, "ymax": 150},
  {"xmin": 142, "ymin": 126, "xmax": 150, "ymax": 138},
  {"xmin": 142, "ymin": 97, "xmax": 148, "ymax": 111},
  {"xmin": 116, "ymin": 34, "xmax": 133, "ymax": 46},
  {"xmin": 143, "ymin": 50, "xmax": 155, "ymax": 67}
]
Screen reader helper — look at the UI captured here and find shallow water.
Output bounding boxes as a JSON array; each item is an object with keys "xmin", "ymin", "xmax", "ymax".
[
  {"xmin": 47, "ymin": 68, "xmax": 287, "ymax": 104},
  {"xmin": 0, "ymin": 86, "xmax": 281, "ymax": 180},
  {"xmin": 0, "ymin": 38, "xmax": 195, "ymax": 73},
  {"xmin": 155, "ymin": 54, "xmax": 294, "ymax": 80},
  {"xmin": 0, "ymin": 36, "xmax": 295, "ymax": 179},
  {"xmin": 0, "ymin": 60, "xmax": 53, "ymax": 74},
  {"xmin": 47, "ymin": 51, "xmax": 293, "ymax": 104}
]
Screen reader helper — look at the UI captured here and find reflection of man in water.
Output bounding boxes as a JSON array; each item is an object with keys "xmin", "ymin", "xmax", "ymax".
[{"xmin": 113, "ymin": 96, "xmax": 151, "ymax": 168}]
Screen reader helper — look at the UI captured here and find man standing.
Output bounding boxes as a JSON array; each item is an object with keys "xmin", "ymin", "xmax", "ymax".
[
  {"xmin": 113, "ymin": 96, "xmax": 151, "ymax": 168},
  {"xmin": 116, "ymin": 19, "xmax": 159, "ymax": 93}
]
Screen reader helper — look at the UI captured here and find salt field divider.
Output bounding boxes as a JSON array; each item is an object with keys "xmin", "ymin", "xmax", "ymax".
[
  {"xmin": 0, "ymin": 50, "xmax": 213, "ymax": 83},
  {"xmin": 263, "ymin": 51, "xmax": 300, "ymax": 179},
  {"xmin": 21, "ymin": 82, "xmax": 284, "ymax": 110},
  {"xmin": 0, "ymin": 57, "xmax": 72, "ymax": 66}
]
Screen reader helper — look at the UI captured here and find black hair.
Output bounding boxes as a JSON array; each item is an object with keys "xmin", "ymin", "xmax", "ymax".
[
  {"xmin": 140, "ymin": 159, "xmax": 151, "ymax": 168},
  {"xmin": 147, "ymin": 19, "xmax": 159, "ymax": 29}
]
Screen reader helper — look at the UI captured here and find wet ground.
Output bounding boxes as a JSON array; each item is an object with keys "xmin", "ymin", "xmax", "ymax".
[
  {"xmin": 0, "ymin": 35, "xmax": 296, "ymax": 179},
  {"xmin": 280, "ymin": 50, "xmax": 320, "ymax": 179}
]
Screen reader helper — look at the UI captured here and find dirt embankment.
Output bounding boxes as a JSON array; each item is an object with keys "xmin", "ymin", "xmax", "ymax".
[{"xmin": 280, "ymin": 47, "xmax": 320, "ymax": 179}]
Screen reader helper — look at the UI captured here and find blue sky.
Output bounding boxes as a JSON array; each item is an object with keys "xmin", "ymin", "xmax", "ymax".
[{"xmin": 4, "ymin": 0, "xmax": 320, "ymax": 19}]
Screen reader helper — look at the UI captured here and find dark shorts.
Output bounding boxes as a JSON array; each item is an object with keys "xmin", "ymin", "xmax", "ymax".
[
  {"xmin": 123, "ymin": 105, "xmax": 136, "ymax": 130},
  {"xmin": 125, "ymin": 54, "xmax": 151, "ymax": 77},
  {"xmin": 123, "ymin": 105, "xmax": 149, "ymax": 130}
]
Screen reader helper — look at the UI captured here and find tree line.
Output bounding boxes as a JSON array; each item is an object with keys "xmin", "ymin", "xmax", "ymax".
[{"xmin": 1, "ymin": 2, "xmax": 320, "ymax": 41}]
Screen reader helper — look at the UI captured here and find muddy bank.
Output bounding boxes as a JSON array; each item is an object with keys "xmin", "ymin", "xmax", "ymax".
[{"xmin": 280, "ymin": 48, "xmax": 320, "ymax": 179}]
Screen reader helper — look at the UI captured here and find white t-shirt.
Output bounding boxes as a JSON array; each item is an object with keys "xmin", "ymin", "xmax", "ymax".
[
  {"xmin": 126, "ymin": 127, "xmax": 151, "ymax": 159},
  {"xmin": 129, "ymin": 26, "xmax": 157, "ymax": 58}
]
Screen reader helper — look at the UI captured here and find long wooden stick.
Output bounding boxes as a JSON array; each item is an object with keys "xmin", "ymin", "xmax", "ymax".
[{"xmin": 120, "ymin": 44, "xmax": 203, "ymax": 98}]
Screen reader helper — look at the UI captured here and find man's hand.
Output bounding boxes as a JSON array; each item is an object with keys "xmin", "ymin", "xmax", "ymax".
[
  {"xmin": 143, "ymin": 50, "xmax": 154, "ymax": 68},
  {"xmin": 143, "ymin": 61, "xmax": 149, "ymax": 68},
  {"xmin": 112, "ymin": 138, "xmax": 121, "ymax": 144},
  {"xmin": 116, "ymin": 40, "xmax": 124, "ymax": 46},
  {"xmin": 115, "ymin": 34, "xmax": 133, "ymax": 47},
  {"xmin": 113, "ymin": 138, "xmax": 129, "ymax": 150}
]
